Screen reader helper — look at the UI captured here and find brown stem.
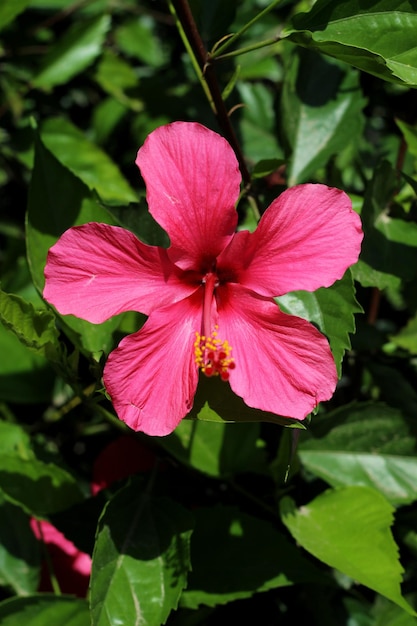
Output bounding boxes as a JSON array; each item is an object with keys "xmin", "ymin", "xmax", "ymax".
[{"xmin": 170, "ymin": 0, "xmax": 251, "ymax": 187}]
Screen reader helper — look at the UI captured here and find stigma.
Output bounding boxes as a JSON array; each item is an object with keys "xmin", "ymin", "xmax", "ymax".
[{"xmin": 194, "ymin": 326, "xmax": 236, "ymax": 381}]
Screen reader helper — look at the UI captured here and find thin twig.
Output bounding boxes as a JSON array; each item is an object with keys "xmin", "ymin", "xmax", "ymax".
[{"xmin": 169, "ymin": 0, "xmax": 252, "ymax": 187}]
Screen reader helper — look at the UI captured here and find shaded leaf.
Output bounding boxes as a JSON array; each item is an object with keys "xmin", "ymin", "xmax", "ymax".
[
  {"xmin": 0, "ymin": 493, "xmax": 40, "ymax": 595},
  {"xmin": 352, "ymin": 161, "xmax": 417, "ymax": 289},
  {"xmin": 162, "ymin": 420, "xmax": 268, "ymax": 478},
  {"xmin": 0, "ymin": 0, "xmax": 31, "ymax": 32},
  {"xmin": 26, "ymin": 133, "xmax": 121, "ymax": 355},
  {"xmin": 181, "ymin": 505, "xmax": 330, "ymax": 609},
  {"xmin": 281, "ymin": 486, "xmax": 415, "ymax": 615},
  {"xmin": 281, "ymin": 48, "xmax": 365, "ymax": 185},
  {"xmin": 0, "ymin": 422, "xmax": 83, "ymax": 516},
  {"xmin": 0, "ymin": 596, "xmax": 90, "ymax": 626},
  {"xmin": 0, "ymin": 324, "xmax": 55, "ymax": 403},
  {"xmin": 90, "ymin": 480, "xmax": 193, "ymax": 626}
]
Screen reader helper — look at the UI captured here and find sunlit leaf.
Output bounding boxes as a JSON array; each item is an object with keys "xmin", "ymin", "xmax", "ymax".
[
  {"xmin": 41, "ymin": 117, "xmax": 137, "ymax": 205},
  {"xmin": 390, "ymin": 313, "xmax": 417, "ymax": 354},
  {"xmin": 33, "ymin": 16, "xmax": 110, "ymax": 89},
  {"xmin": 0, "ymin": 289, "xmax": 60, "ymax": 361},
  {"xmin": 283, "ymin": 0, "xmax": 417, "ymax": 87},
  {"xmin": 299, "ymin": 402, "xmax": 417, "ymax": 505},
  {"xmin": 277, "ymin": 270, "xmax": 362, "ymax": 376},
  {"xmin": 281, "ymin": 486, "xmax": 415, "ymax": 615}
]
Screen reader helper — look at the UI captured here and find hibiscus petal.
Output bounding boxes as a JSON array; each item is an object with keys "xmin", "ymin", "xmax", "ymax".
[
  {"xmin": 44, "ymin": 223, "xmax": 198, "ymax": 323},
  {"xmin": 136, "ymin": 122, "xmax": 241, "ymax": 266},
  {"xmin": 103, "ymin": 292, "xmax": 203, "ymax": 436},
  {"xmin": 216, "ymin": 284, "xmax": 337, "ymax": 419},
  {"xmin": 218, "ymin": 184, "xmax": 363, "ymax": 296}
]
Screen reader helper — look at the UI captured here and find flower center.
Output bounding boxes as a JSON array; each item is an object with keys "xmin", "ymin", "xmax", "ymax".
[
  {"xmin": 194, "ymin": 271, "xmax": 235, "ymax": 381},
  {"xmin": 194, "ymin": 327, "xmax": 236, "ymax": 381}
]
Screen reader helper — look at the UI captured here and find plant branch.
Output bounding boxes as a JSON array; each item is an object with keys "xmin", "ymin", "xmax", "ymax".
[
  {"xmin": 210, "ymin": 0, "xmax": 284, "ymax": 58},
  {"xmin": 169, "ymin": 0, "xmax": 251, "ymax": 187}
]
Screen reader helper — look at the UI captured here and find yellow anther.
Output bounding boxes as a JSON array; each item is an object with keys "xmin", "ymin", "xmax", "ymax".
[{"xmin": 194, "ymin": 326, "xmax": 235, "ymax": 381}]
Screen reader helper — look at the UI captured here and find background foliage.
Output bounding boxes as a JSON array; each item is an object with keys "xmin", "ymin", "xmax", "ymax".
[{"xmin": 1, "ymin": 0, "xmax": 417, "ymax": 624}]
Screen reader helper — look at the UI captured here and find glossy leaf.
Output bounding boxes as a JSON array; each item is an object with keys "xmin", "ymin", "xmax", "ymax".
[
  {"xmin": 283, "ymin": 0, "xmax": 417, "ymax": 87},
  {"xmin": 181, "ymin": 505, "xmax": 329, "ymax": 609},
  {"xmin": 277, "ymin": 270, "xmax": 362, "ymax": 376},
  {"xmin": 26, "ymin": 134, "xmax": 121, "ymax": 355},
  {"xmin": 41, "ymin": 117, "xmax": 137, "ymax": 205},
  {"xmin": 299, "ymin": 402, "xmax": 417, "ymax": 505},
  {"xmin": 281, "ymin": 48, "xmax": 366, "ymax": 185},
  {"xmin": 281, "ymin": 486, "xmax": 415, "ymax": 615},
  {"xmin": 0, "ymin": 494, "xmax": 40, "ymax": 595},
  {"xmin": 33, "ymin": 16, "xmax": 110, "ymax": 89},
  {"xmin": 90, "ymin": 481, "xmax": 193, "ymax": 626},
  {"xmin": 0, "ymin": 596, "xmax": 90, "ymax": 626}
]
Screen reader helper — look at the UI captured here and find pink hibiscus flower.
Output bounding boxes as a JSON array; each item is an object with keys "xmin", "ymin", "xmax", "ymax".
[
  {"xmin": 43, "ymin": 122, "xmax": 363, "ymax": 436},
  {"xmin": 30, "ymin": 518, "xmax": 91, "ymax": 597}
]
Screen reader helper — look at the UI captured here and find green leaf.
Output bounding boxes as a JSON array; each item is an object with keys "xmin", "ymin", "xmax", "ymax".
[
  {"xmin": 281, "ymin": 486, "xmax": 415, "ymax": 615},
  {"xmin": 390, "ymin": 313, "xmax": 417, "ymax": 354},
  {"xmin": 0, "ymin": 456, "xmax": 84, "ymax": 517},
  {"xmin": 0, "ymin": 324, "xmax": 55, "ymax": 403},
  {"xmin": 251, "ymin": 158, "xmax": 285, "ymax": 179},
  {"xmin": 0, "ymin": 596, "xmax": 90, "ymax": 626},
  {"xmin": 396, "ymin": 119, "xmax": 417, "ymax": 157},
  {"xmin": 94, "ymin": 50, "xmax": 143, "ymax": 111},
  {"xmin": 189, "ymin": 0, "xmax": 238, "ymax": 43},
  {"xmin": 298, "ymin": 402, "xmax": 417, "ymax": 505},
  {"xmin": 187, "ymin": 374, "xmax": 307, "ymax": 429},
  {"xmin": 26, "ymin": 133, "xmax": 122, "ymax": 355},
  {"xmin": 90, "ymin": 481, "xmax": 193, "ymax": 626},
  {"xmin": 277, "ymin": 270, "xmax": 362, "ymax": 376},
  {"xmin": 161, "ymin": 420, "xmax": 268, "ymax": 478},
  {"xmin": 0, "ymin": 289, "xmax": 60, "ymax": 361},
  {"xmin": 283, "ymin": 0, "xmax": 417, "ymax": 87},
  {"xmin": 352, "ymin": 161, "xmax": 417, "ymax": 289},
  {"xmin": 0, "ymin": 422, "xmax": 83, "ymax": 516},
  {"xmin": 114, "ymin": 16, "xmax": 167, "ymax": 67},
  {"xmin": 281, "ymin": 48, "xmax": 366, "ymax": 185},
  {"xmin": 181, "ymin": 505, "xmax": 329, "ymax": 609},
  {"xmin": 237, "ymin": 82, "xmax": 283, "ymax": 162},
  {"xmin": 32, "ymin": 15, "xmax": 110, "ymax": 89},
  {"xmin": 0, "ymin": 493, "xmax": 40, "ymax": 595},
  {"xmin": 41, "ymin": 117, "xmax": 137, "ymax": 205},
  {"xmin": 0, "ymin": 0, "xmax": 31, "ymax": 32}
]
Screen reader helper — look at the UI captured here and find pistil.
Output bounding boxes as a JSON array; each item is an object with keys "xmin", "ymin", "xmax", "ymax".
[{"xmin": 194, "ymin": 272, "xmax": 235, "ymax": 381}]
